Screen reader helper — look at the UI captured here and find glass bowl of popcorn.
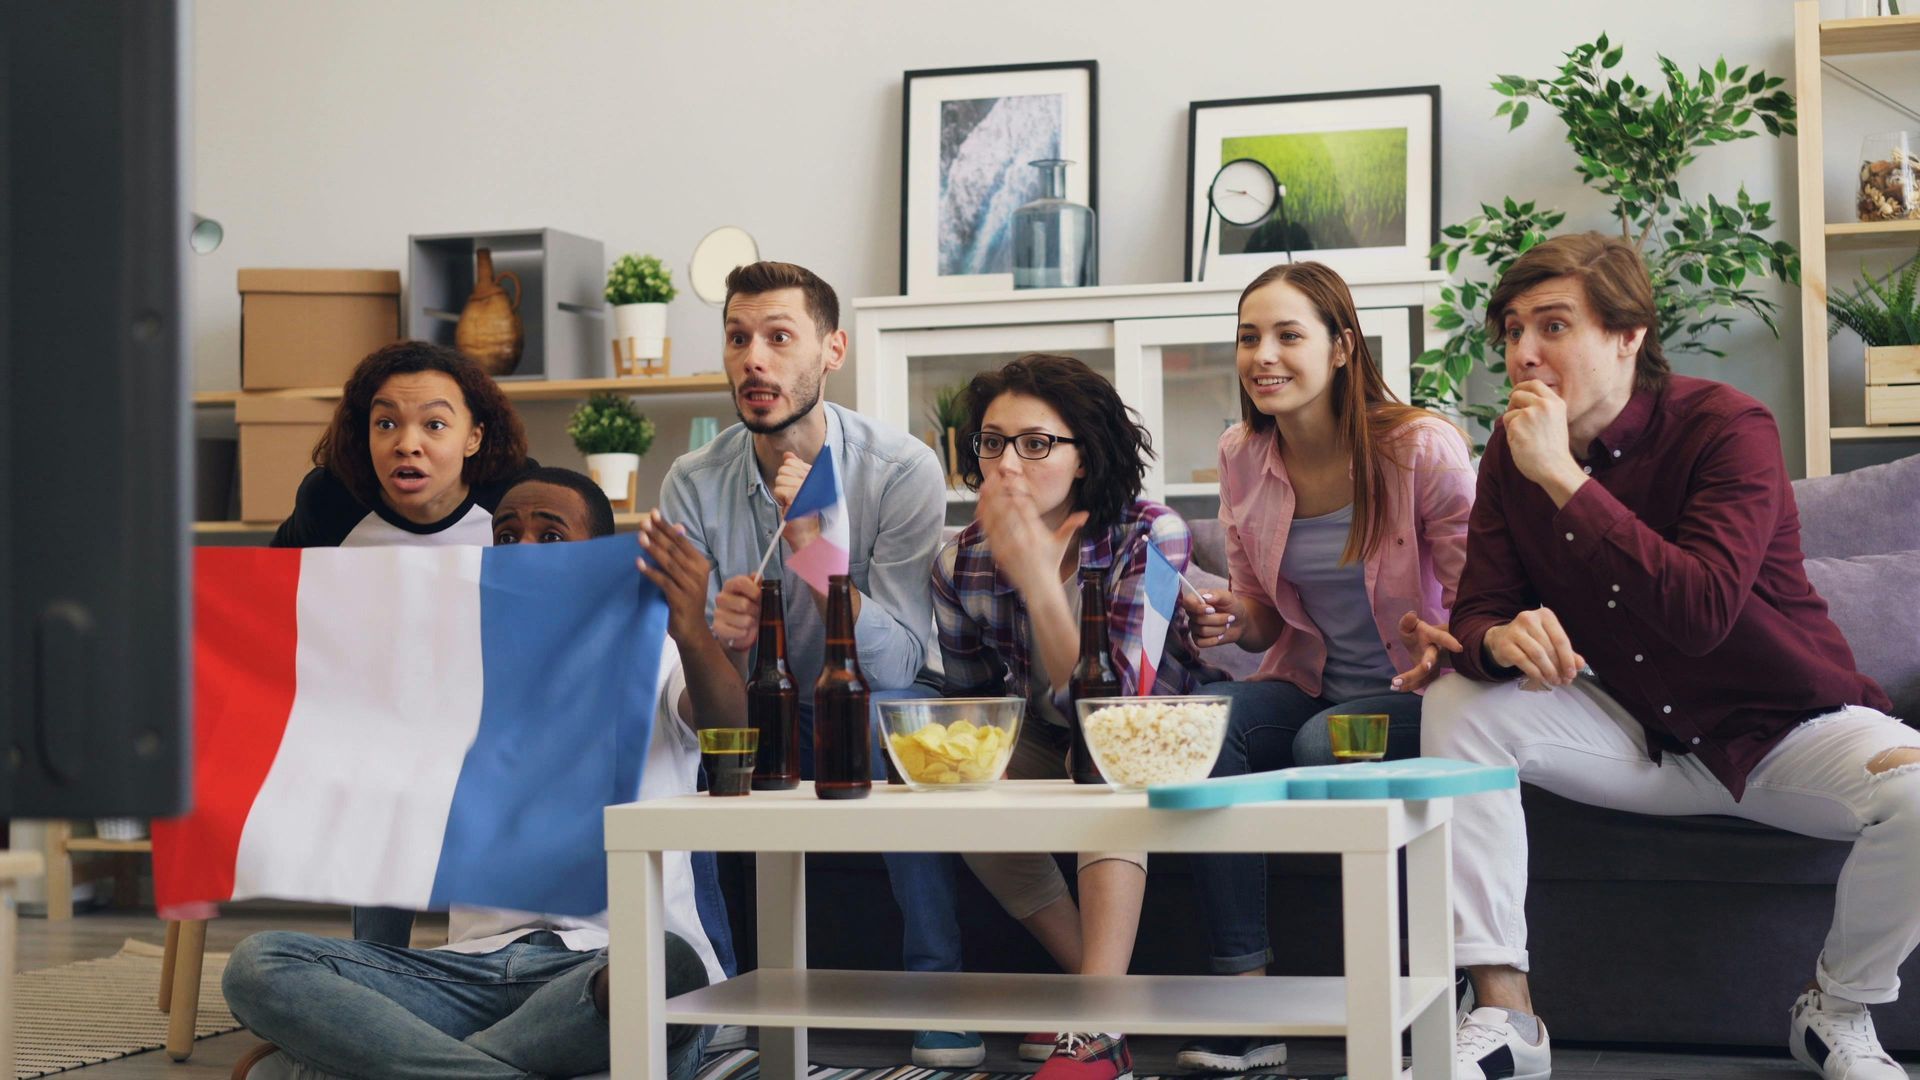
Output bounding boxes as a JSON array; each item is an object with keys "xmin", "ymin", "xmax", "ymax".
[
  {"xmin": 879, "ymin": 697, "xmax": 1024, "ymax": 791},
  {"xmin": 1074, "ymin": 696, "xmax": 1231, "ymax": 791}
]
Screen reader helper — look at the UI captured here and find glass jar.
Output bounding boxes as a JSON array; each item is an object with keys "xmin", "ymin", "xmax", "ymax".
[
  {"xmin": 1012, "ymin": 159, "xmax": 1097, "ymax": 289},
  {"xmin": 1858, "ymin": 132, "xmax": 1918, "ymax": 222}
]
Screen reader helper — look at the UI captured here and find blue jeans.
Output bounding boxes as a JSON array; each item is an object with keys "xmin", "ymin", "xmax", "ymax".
[
  {"xmin": 223, "ymin": 929, "xmax": 710, "ymax": 1080},
  {"xmin": 796, "ymin": 684, "xmax": 964, "ymax": 975},
  {"xmin": 1190, "ymin": 679, "xmax": 1425, "ymax": 973}
]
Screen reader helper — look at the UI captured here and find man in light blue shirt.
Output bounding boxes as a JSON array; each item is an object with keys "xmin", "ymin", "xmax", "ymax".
[{"xmin": 659, "ymin": 261, "xmax": 980, "ymax": 1068}]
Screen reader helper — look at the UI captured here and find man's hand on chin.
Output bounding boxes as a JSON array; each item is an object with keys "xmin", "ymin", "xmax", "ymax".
[{"xmin": 1504, "ymin": 380, "xmax": 1589, "ymax": 508}]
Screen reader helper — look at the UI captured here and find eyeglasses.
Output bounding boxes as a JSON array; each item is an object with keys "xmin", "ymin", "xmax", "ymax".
[{"xmin": 970, "ymin": 431, "xmax": 1081, "ymax": 460}]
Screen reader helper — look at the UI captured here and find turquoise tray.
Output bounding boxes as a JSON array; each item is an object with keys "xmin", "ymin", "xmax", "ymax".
[{"xmin": 1147, "ymin": 757, "xmax": 1518, "ymax": 809}]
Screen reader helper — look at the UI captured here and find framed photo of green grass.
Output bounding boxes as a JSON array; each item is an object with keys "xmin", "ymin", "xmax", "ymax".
[{"xmin": 1185, "ymin": 86, "xmax": 1438, "ymax": 284}]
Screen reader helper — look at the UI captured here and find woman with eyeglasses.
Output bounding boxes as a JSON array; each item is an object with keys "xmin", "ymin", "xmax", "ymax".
[{"xmin": 930, "ymin": 353, "xmax": 1222, "ymax": 1080}]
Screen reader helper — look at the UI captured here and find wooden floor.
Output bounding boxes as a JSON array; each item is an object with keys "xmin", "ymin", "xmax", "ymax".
[{"xmin": 10, "ymin": 908, "xmax": 1913, "ymax": 1079}]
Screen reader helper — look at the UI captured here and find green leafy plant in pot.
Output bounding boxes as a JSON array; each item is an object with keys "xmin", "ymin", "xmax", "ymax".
[
  {"xmin": 607, "ymin": 253, "xmax": 678, "ymax": 369},
  {"xmin": 1829, "ymin": 250, "xmax": 1920, "ymax": 425},
  {"xmin": 925, "ymin": 382, "xmax": 970, "ymax": 484},
  {"xmin": 1415, "ymin": 34, "xmax": 1799, "ymax": 439},
  {"xmin": 568, "ymin": 392, "xmax": 657, "ymax": 506}
]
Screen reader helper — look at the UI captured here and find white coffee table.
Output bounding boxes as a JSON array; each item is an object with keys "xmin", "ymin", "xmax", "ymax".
[{"xmin": 604, "ymin": 781, "xmax": 1455, "ymax": 1080}]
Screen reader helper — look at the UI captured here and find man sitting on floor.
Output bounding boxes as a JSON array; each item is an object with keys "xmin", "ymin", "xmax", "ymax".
[
  {"xmin": 1422, "ymin": 232, "xmax": 1920, "ymax": 1080},
  {"xmin": 223, "ymin": 466, "xmax": 743, "ymax": 1080}
]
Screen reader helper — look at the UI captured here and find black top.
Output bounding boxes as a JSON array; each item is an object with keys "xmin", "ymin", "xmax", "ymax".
[{"xmin": 270, "ymin": 463, "xmax": 535, "ymax": 549}]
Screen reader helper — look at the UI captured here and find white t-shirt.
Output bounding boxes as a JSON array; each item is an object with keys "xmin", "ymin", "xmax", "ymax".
[{"xmin": 438, "ymin": 637, "xmax": 725, "ymax": 985}]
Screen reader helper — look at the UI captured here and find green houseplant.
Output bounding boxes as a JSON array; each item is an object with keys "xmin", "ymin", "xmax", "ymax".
[
  {"xmin": 1415, "ymin": 34, "xmax": 1799, "ymax": 433},
  {"xmin": 568, "ymin": 392, "xmax": 656, "ymax": 503},
  {"xmin": 606, "ymin": 254, "xmax": 677, "ymax": 370},
  {"xmin": 925, "ymin": 382, "xmax": 971, "ymax": 482},
  {"xmin": 1830, "ymin": 251, "xmax": 1920, "ymax": 425}
]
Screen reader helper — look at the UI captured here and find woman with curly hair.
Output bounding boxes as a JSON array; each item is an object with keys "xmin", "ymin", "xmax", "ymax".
[
  {"xmin": 272, "ymin": 340, "xmax": 532, "ymax": 548},
  {"xmin": 931, "ymin": 353, "xmax": 1221, "ymax": 1080},
  {"xmin": 269, "ymin": 340, "xmax": 532, "ymax": 947}
]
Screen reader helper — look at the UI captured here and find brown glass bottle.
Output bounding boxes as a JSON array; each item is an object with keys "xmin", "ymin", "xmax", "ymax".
[
  {"xmin": 812, "ymin": 574, "xmax": 871, "ymax": 799},
  {"xmin": 1066, "ymin": 566, "xmax": 1118, "ymax": 784},
  {"xmin": 748, "ymin": 578, "xmax": 800, "ymax": 790}
]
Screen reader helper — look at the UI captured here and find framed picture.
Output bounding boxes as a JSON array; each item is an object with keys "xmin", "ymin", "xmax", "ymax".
[
  {"xmin": 901, "ymin": 60, "xmax": 1098, "ymax": 296},
  {"xmin": 1185, "ymin": 86, "xmax": 1439, "ymax": 284}
]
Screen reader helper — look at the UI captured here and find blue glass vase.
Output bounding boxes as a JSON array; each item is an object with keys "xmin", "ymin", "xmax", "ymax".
[{"xmin": 1012, "ymin": 158, "xmax": 1097, "ymax": 289}]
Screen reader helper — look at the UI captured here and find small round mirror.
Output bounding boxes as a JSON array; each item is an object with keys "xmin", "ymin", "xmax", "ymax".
[{"xmin": 688, "ymin": 226, "xmax": 759, "ymax": 306}]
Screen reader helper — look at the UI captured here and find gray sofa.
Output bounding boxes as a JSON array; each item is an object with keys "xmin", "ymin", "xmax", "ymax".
[{"xmin": 714, "ymin": 453, "xmax": 1920, "ymax": 1049}]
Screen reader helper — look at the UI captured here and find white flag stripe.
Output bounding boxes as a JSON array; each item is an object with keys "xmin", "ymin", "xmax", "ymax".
[
  {"xmin": 1141, "ymin": 600, "xmax": 1171, "ymax": 675},
  {"xmin": 231, "ymin": 546, "xmax": 488, "ymax": 907}
]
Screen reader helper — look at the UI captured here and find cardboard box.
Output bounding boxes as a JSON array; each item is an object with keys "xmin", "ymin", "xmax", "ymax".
[
  {"xmin": 239, "ymin": 269, "xmax": 401, "ymax": 390},
  {"xmin": 237, "ymin": 396, "xmax": 336, "ymax": 522}
]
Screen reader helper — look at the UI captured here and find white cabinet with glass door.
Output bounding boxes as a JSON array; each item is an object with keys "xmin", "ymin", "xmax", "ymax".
[{"xmin": 852, "ymin": 276, "xmax": 1443, "ymax": 519}]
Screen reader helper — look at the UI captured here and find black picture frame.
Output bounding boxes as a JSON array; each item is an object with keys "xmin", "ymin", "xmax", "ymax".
[
  {"xmin": 1183, "ymin": 85, "xmax": 1441, "ymax": 283},
  {"xmin": 900, "ymin": 60, "xmax": 1099, "ymax": 296}
]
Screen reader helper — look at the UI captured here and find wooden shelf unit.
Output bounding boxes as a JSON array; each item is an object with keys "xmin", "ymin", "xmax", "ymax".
[
  {"xmin": 1796, "ymin": 4, "xmax": 1920, "ymax": 477},
  {"xmin": 195, "ymin": 373, "xmax": 731, "ymax": 407}
]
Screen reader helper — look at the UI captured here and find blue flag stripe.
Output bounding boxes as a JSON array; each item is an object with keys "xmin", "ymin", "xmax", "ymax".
[
  {"xmin": 784, "ymin": 446, "xmax": 840, "ymax": 520},
  {"xmin": 429, "ymin": 534, "xmax": 667, "ymax": 915}
]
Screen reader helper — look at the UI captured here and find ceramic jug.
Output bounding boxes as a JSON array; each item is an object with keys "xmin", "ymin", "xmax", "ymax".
[{"xmin": 455, "ymin": 248, "xmax": 524, "ymax": 376}]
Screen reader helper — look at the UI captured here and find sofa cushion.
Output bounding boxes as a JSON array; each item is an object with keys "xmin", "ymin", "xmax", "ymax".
[
  {"xmin": 1791, "ymin": 452, "xmax": 1920, "ymax": 559},
  {"xmin": 1802, "ymin": 549, "xmax": 1920, "ymax": 720}
]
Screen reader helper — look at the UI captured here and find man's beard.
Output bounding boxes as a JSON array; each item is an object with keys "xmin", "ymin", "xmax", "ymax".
[{"xmin": 734, "ymin": 374, "xmax": 823, "ymax": 435}]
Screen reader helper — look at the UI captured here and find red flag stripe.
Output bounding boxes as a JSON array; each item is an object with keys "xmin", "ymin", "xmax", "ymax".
[{"xmin": 151, "ymin": 548, "xmax": 302, "ymax": 909}]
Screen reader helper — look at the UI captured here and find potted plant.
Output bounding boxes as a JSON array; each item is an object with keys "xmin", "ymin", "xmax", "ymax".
[
  {"xmin": 606, "ymin": 253, "xmax": 678, "ymax": 368},
  {"xmin": 568, "ymin": 392, "xmax": 657, "ymax": 504},
  {"xmin": 1829, "ymin": 251, "xmax": 1920, "ymax": 425},
  {"xmin": 925, "ymin": 382, "xmax": 970, "ymax": 485},
  {"xmin": 1415, "ymin": 35, "xmax": 1799, "ymax": 440}
]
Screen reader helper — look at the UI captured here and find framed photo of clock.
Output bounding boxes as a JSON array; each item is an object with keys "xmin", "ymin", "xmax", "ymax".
[
  {"xmin": 1184, "ymin": 85, "xmax": 1439, "ymax": 284},
  {"xmin": 901, "ymin": 60, "xmax": 1098, "ymax": 297}
]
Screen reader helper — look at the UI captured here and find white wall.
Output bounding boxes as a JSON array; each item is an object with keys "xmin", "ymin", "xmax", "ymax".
[{"xmin": 190, "ymin": 0, "xmax": 1919, "ymax": 490}]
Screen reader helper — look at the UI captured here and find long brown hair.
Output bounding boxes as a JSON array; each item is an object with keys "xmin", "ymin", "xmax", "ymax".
[
  {"xmin": 1236, "ymin": 262, "xmax": 1458, "ymax": 565},
  {"xmin": 313, "ymin": 341, "xmax": 529, "ymax": 509}
]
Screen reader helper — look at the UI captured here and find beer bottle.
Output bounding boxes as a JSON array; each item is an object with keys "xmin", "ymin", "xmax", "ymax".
[
  {"xmin": 1066, "ymin": 566, "xmax": 1118, "ymax": 784},
  {"xmin": 748, "ymin": 578, "xmax": 799, "ymax": 790},
  {"xmin": 813, "ymin": 574, "xmax": 871, "ymax": 799}
]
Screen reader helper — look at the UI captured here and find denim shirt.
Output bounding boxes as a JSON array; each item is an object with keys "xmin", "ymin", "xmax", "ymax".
[{"xmin": 660, "ymin": 401, "xmax": 946, "ymax": 691}]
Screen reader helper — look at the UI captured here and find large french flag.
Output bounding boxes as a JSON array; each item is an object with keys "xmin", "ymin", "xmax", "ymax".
[
  {"xmin": 784, "ymin": 445, "xmax": 850, "ymax": 595},
  {"xmin": 151, "ymin": 535, "xmax": 666, "ymax": 917},
  {"xmin": 1134, "ymin": 540, "xmax": 1180, "ymax": 696}
]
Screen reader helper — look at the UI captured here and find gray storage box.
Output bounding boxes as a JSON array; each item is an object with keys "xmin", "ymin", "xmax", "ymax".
[{"xmin": 407, "ymin": 228, "xmax": 605, "ymax": 380}]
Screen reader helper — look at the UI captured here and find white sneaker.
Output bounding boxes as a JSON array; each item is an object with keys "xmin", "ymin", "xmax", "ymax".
[
  {"xmin": 1446, "ymin": 1006, "xmax": 1550, "ymax": 1080},
  {"xmin": 1790, "ymin": 989, "xmax": 1908, "ymax": 1079}
]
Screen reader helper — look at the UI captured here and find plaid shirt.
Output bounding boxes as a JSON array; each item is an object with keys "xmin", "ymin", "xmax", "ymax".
[{"xmin": 933, "ymin": 499, "xmax": 1225, "ymax": 703}]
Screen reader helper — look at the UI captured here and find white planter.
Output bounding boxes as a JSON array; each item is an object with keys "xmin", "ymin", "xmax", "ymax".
[
  {"xmin": 612, "ymin": 302, "xmax": 668, "ymax": 361},
  {"xmin": 585, "ymin": 452, "xmax": 642, "ymax": 503}
]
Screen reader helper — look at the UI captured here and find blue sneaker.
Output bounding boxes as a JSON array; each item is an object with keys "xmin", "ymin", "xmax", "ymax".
[{"xmin": 912, "ymin": 1030, "xmax": 986, "ymax": 1069}]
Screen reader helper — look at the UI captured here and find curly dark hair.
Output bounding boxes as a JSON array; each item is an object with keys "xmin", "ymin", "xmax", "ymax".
[
  {"xmin": 957, "ymin": 353, "xmax": 1153, "ymax": 532},
  {"xmin": 506, "ymin": 466, "xmax": 617, "ymax": 539},
  {"xmin": 312, "ymin": 340, "xmax": 529, "ymax": 509}
]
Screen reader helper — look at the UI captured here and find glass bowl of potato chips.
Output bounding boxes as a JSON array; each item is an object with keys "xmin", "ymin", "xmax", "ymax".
[{"xmin": 879, "ymin": 697, "xmax": 1024, "ymax": 791}]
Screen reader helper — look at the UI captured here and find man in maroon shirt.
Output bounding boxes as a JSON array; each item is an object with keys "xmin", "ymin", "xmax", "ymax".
[{"xmin": 1420, "ymin": 233, "xmax": 1920, "ymax": 1080}]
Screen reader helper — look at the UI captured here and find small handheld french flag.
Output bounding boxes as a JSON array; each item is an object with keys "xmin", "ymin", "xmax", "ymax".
[
  {"xmin": 151, "ymin": 536, "xmax": 666, "ymax": 917},
  {"xmin": 784, "ymin": 445, "xmax": 850, "ymax": 595},
  {"xmin": 1136, "ymin": 540, "xmax": 1180, "ymax": 696}
]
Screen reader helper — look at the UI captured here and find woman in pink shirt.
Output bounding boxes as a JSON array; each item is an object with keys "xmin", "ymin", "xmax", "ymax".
[{"xmin": 1170, "ymin": 261, "xmax": 1474, "ymax": 1074}]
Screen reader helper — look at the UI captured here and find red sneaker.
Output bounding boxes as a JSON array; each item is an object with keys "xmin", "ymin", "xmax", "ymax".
[
  {"xmin": 1020, "ymin": 1032, "xmax": 1059, "ymax": 1062},
  {"xmin": 1034, "ymin": 1033, "xmax": 1132, "ymax": 1080}
]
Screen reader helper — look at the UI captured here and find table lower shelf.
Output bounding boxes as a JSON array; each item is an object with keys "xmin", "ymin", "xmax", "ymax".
[{"xmin": 663, "ymin": 970, "xmax": 1450, "ymax": 1037}]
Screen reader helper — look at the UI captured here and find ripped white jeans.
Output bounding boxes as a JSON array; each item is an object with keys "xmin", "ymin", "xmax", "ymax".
[{"xmin": 1421, "ymin": 673, "xmax": 1920, "ymax": 1004}]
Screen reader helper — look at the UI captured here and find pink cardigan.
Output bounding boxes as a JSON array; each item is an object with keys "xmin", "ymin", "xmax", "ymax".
[{"xmin": 1216, "ymin": 415, "xmax": 1475, "ymax": 695}]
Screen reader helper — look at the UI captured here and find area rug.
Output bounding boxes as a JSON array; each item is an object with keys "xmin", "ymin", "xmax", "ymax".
[
  {"xmin": 690, "ymin": 1050, "xmax": 1329, "ymax": 1080},
  {"xmin": 12, "ymin": 937, "xmax": 239, "ymax": 1079}
]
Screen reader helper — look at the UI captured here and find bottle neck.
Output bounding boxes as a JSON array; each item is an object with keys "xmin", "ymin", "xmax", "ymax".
[
  {"xmin": 755, "ymin": 583, "xmax": 789, "ymax": 672},
  {"xmin": 1077, "ymin": 573, "xmax": 1111, "ymax": 659},
  {"xmin": 823, "ymin": 576, "xmax": 860, "ymax": 667}
]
